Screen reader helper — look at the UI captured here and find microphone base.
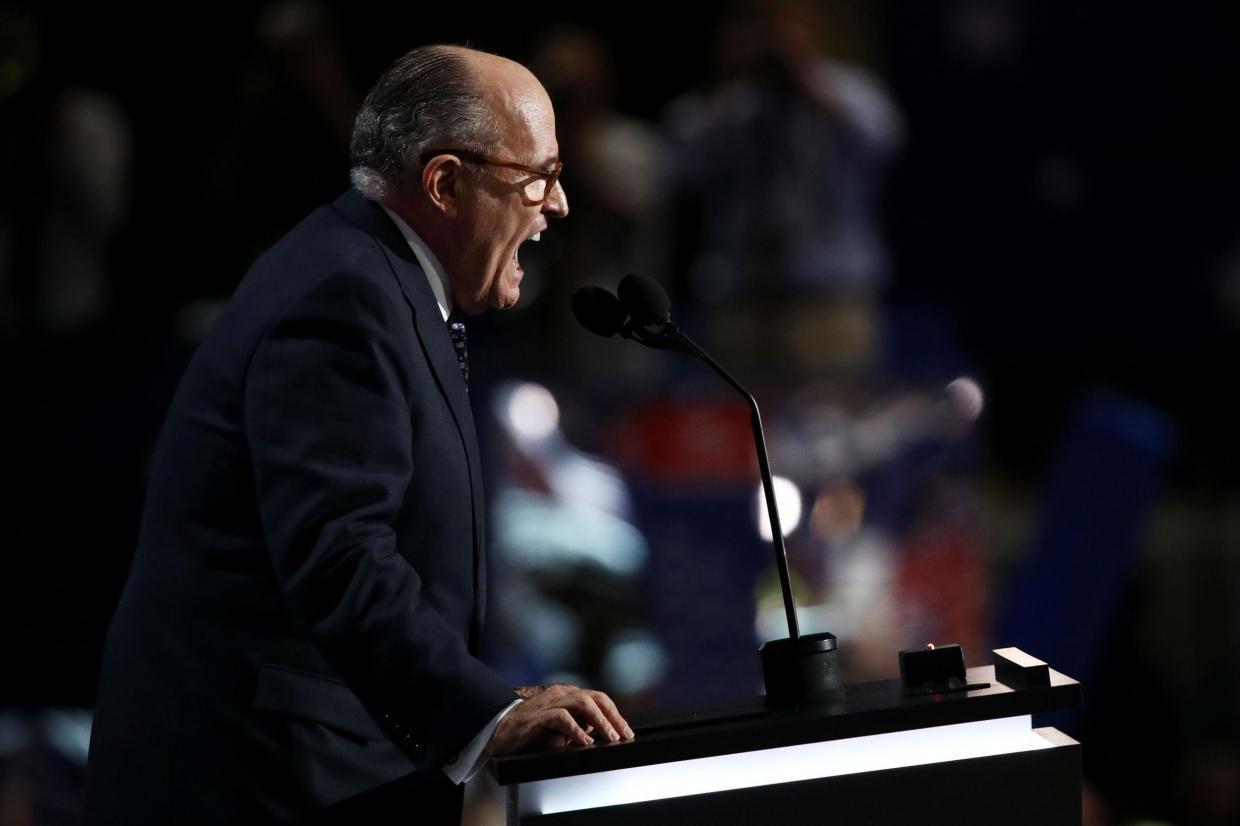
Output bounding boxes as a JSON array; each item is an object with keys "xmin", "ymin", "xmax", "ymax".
[{"xmin": 760, "ymin": 632, "xmax": 843, "ymax": 708}]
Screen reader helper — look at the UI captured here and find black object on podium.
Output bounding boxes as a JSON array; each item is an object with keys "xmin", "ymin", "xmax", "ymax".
[{"xmin": 491, "ymin": 651, "xmax": 1083, "ymax": 826}]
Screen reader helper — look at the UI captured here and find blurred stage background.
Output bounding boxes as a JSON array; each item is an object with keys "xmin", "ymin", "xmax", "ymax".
[{"xmin": 2, "ymin": 1, "xmax": 1239, "ymax": 824}]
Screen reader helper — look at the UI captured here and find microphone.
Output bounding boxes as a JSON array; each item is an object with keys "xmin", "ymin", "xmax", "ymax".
[
  {"xmin": 572, "ymin": 274, "xmax": 842, "ymax": 707},
  {"xmin": 571, "ymin": 277, "xmax": 685, "ymax": 351},
  {"xmin": 617, "ymin": 274, "xmax": 670, "ymax": 326},
  {"xmin": 571, "ymin": 286, "xmax": 628, "ymax": 338}
]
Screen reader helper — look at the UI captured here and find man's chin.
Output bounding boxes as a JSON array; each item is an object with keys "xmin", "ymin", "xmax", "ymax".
[{"xmin": 492, "ymin": 289, "xmax": 521, "ymax": 311}]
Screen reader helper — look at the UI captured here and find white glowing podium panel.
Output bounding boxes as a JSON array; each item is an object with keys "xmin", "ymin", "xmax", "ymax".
[{"xmin": 490, "ymin": 663, "xmax": 1082, "ymax": 826}]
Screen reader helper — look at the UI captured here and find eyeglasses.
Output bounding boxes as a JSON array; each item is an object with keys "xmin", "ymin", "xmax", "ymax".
[{"xmin": 419, "ymin": 148, "xmax": 564, "ymax": 205}]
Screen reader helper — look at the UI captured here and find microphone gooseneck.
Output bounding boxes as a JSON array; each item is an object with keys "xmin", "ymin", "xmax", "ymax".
[
  {"xmin": 576, "ymin": 274, "xmax": 802, "ymax": 642},
  {"xmin": 655, "ymin": 325, "xmax": 801, "ymax": 641},
  {"xmin": 572, "ymin": 274, "xmax": 844, "ymax": 706}
]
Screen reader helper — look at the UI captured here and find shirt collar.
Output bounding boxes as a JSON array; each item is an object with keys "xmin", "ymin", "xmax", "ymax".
[{"xmin": 378, "ymin": 202, "xmax": 454, "ymax": 322}]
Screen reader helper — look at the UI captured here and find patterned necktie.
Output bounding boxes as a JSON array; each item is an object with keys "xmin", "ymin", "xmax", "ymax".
[{"xmin": 446, "ymin": 312, "xmax": 469, "ymax": 390}]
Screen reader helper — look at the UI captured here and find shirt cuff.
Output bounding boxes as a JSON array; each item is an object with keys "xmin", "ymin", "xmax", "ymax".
[{"xmin": 442, "ymin": 698, "xmax": 522, "ymax": 785}]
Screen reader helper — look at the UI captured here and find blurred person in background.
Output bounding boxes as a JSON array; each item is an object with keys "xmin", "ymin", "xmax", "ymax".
[
  {"xmin": 666, "ymin": 0, "xmax": 902, "ymax": 377},
  {"xmin": 84, "ymin": 45, "xmax": 630, "ymax": 825},
  {"xmin": 0, "ymin": 6, "xmax": 131, "ymax": 335},
  {"xmin": 522, "ymin": 27, "xmax": 669, "ymax": 384},
  {"xmin": 655, "ymin": 0, "xmax": 919, "ymax": 693}
]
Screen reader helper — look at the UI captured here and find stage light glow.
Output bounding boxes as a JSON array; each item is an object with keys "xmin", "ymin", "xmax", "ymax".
[
  {"xmin": 756, "ymin": 476, "xmax": 803, "ymax": 541},
  {"xmin": 947, "ymin": 376, "xmax": 984, "ymax": 422},
  {"xmin": 600, "ymin": 631, "xmax": 669, "ymax": 695},
  {"xmin": 506, "ymin": 382, "xmax": 560, "ymax": 443}
]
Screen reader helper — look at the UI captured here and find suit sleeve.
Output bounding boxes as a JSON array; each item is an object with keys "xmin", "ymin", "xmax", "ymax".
[{"xmin": 244, "ymin": 268, "xmax": 515, "ymax": 770}]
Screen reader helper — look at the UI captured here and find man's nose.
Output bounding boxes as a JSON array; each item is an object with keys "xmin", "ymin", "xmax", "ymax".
[{"xmin": 543, "ymin": 179, "xmax": 568, "ymax": 218}]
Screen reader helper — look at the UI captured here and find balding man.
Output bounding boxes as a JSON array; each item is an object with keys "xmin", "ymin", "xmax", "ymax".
[{"xmin": 85, "ymin": 46, "xmax": 631, "ymax": 825}]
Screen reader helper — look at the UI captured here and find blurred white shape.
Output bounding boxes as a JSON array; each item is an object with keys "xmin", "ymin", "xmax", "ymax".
[
  {"xmin": 507, "ymin": 382, "xmax": 561, "ymax": 444},
  {"xmin": 552, "ymin": 454, "xmax": 633, "ymax": 520},
  {"xmin": 947, "ymin": 376, "xmax": 985, "ymax": 422},
  {"xmin": 0, "ymin": 709, "xmax": 93, "ymax": 764},
  {"xmin": 601, "ymin": 630, "xmax": 669, "ymax": 695},
  {"xmin": 756, "ymin": 476, "xmax": 803, "ymax": 541},
  {"xmin": 756, "ymin": 602, "xmax": 843, "ymax": 645},
  {"xmin": 496, "ymin": 489, "xmax": 647, "ymax": 577},
  {"xmin": 43, "ymin": 709, "xmax": 93, "ymax": 763},
  {"xmin": 776, "ymin": 377, "xmax": 986, "ymax": 484}
]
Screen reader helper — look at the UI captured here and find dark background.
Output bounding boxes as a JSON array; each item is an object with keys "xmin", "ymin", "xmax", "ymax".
[{"xmin": 3, "ymin": 2, "xmax": 1239, "ymax": 824}]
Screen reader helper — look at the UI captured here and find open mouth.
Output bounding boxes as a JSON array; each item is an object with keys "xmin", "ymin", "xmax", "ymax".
[{"xmin": 513, "ymin": 230, "xmax": 542, "ymax": 274}]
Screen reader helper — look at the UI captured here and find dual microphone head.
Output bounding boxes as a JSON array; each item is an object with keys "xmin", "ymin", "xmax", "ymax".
[{"xmin": 571, "ymin": 274, "xmax": 683, "ymax": 351}]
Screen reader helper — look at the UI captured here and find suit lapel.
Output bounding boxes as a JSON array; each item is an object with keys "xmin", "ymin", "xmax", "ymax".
[{"xmin": 331, "ymin": 190, "xmax": 487, "ymax": 645}]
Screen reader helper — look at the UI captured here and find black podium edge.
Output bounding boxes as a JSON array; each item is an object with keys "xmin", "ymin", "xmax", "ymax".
[{"xmin": 491, "ymin": 665, "xmax": 1082, "ymax": 786}]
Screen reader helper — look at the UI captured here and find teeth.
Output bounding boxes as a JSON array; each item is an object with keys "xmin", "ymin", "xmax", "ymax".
[{"xmin": 530, "ymin": 232, "xmax": 541, "ymax": 242}]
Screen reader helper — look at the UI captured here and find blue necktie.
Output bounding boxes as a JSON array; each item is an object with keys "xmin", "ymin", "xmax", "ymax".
[{"xmin": 447, "ymin": 312, "xmax": 469, "ymax": 390}]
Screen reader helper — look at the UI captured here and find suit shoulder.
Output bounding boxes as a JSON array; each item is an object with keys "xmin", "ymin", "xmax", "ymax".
[
  {"xmin": 223, "ymin": 204, "xmax": 413, "ymax": 329},
  {"xmin": 255, "ymin": 204, "xmax": 396, "ymax": 289},
  {"xmin": 191, "ymin": 202, "xmax": 415, "ymax": 375}
]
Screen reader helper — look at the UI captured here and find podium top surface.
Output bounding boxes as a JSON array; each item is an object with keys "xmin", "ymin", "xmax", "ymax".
[{"xmin": 490, "ymin": 664, "xmax": 1081, "ymax": 786}]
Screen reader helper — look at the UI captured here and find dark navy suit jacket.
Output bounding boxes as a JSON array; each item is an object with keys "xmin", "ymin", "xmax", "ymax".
[{"xmin": 85, "ymin": 190, "xmax": 516, "ymax": 824}]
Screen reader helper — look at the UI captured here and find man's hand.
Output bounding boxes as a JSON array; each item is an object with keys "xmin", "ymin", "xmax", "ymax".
[{"xmin": 486, "ymin": 684, "xmax": 635, "ymax": 756}]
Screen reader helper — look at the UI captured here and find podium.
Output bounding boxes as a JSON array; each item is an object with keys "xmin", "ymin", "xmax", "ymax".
[{"xmin": 491, "ymin": 656, "xmax": 1082, "ymax": 825}]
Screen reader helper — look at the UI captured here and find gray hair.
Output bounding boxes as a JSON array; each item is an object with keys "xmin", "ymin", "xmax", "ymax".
[{"xmin": 349, "ymin": 45, "xmax": 500, "ymax": 201}]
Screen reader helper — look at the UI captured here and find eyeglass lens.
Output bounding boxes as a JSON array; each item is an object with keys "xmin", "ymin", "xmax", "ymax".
[{"xmin": 524, "ymin": 178, "xmax": 549, "ymax": 202}]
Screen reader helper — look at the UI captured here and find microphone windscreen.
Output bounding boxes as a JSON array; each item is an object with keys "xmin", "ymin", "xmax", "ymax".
[
  {"xmin": 618, "ymin": 274, "xmax": 671, "ymax": 326},
  {"xmin": 572, "ymin": 286, "xmax": 628, "ymax": 338}
]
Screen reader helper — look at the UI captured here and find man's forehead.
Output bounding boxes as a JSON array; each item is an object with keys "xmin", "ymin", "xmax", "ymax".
[
  {"xmin": 485, "ymin": 73, "xmax": 552, "ymax": 122},
  {"xmin": 489, "ymin": 86, "xmax": 558, "ymax": 160},
  {"xmin": 452, "ymin": 47, "xmax": 557, "ymax": 159}
]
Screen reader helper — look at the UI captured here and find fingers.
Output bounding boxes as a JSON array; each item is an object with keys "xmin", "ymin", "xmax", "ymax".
[
  {"xmin": 488, "ymin": 701, "xmax": 588, "ymax": 756},
  {"xmin": 586, "ymin": 689, "xmax": 635, "ymax": 741},
  {"xmin": 489, "ymin": 684, "xmax": 635, "ymax": 756},
  {"xmin": 561, "ymin": 691, "xmax": 625, "ymax": 743},
  {"xmin": 541, "ymin": 707, "xmax": 594, "ymax": 747},
  {"xmin": 535, "ymin": 686, "xmax": 633, "ymax": 743}
]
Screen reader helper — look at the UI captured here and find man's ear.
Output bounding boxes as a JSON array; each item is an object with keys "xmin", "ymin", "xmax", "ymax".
[{"xmin": 422, "ymin": 156, "xmax": 461, "ymax": 218}]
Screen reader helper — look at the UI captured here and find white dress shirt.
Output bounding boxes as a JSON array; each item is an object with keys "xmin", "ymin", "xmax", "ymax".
[{"xmin": 380, "ymin": 203, "xmax": 455, "ymax": 321}]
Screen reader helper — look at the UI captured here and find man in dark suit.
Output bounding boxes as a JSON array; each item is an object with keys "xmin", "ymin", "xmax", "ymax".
[{"xmin": 85, "ymin": 45, "xmax": 632, "ymax": 824}]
